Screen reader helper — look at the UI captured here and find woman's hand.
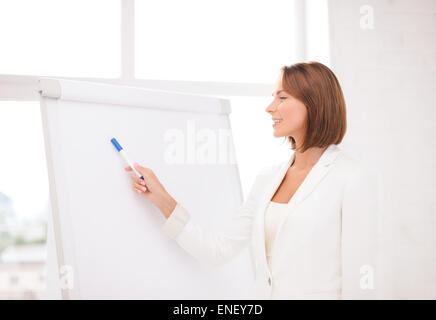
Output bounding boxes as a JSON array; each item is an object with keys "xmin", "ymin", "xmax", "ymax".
[{"xmin": 125, "ymin": 163, "xmax": 177, "ymax": 219}]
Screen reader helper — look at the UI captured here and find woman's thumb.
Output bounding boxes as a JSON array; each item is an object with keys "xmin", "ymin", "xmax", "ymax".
[{"xmin": 134, "ymin": 162, "xmax": 144, "ymax": 173}]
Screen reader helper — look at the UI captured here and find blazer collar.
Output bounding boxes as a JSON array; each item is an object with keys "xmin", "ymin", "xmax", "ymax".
[
  {"xmin": 256, "ymin": 144, "xmax": 342, "ymax": 275},
  {"xmin": 264, "ymin": 143, "xmax": 341, "ymax": 212}
]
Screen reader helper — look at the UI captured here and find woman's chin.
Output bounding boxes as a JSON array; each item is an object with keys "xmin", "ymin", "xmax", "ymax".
[{"xmin": 273, "ymin": 131, "xmax": 284, "ymax": 138}]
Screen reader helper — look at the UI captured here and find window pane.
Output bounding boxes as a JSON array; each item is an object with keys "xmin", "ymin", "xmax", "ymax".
[
  {"xmin": 135, "ymin": 0, "xmax": 296, "ymax": 84},
  {"xmin": 0, "ymin": 102, "xmax": 49, "ymax": 299},
  {"xmin": 0, "ymin": 0, "xmax": 120, "ymax": 78}
]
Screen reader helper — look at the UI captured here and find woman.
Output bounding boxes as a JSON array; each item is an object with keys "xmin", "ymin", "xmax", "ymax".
[{"xmin": 125, "ymin": 62, "xmax": 379, "ymax": 300}]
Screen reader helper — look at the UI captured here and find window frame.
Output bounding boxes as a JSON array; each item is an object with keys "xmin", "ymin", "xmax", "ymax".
[{"xmin": 0, "ymin": 0, "xmax": 307, "ymax": 101}]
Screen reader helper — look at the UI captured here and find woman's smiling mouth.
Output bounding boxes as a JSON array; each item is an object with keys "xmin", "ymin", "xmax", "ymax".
[{"xmin": 272, "ymin": 118, "xmax": 283, "ymax": 127}]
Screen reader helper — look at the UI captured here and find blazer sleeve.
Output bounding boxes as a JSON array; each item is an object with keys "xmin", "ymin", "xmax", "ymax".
[
  {"xmin": 160, "ymin": 168, "xmax": 268, "ymax": 267},
  {"xmin": 341, "ymin": 166, "xmax": 380, "ymax": 299}
]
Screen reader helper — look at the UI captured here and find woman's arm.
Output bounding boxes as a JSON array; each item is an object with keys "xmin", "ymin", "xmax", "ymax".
[
  {"xmin": 127, "ymin": 162, "xmax": 269, "ymax": 267},
  {"xmin": 161, "ymin": 188, "xmax": 259, "ymax": 267},
  {"xmin": 341, "ymin": 166, "xmax": 380, "ymax": 299}
]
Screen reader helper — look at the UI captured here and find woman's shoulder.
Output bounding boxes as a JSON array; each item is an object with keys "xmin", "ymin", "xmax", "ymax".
[
  {"xmin": 336, "ymin": 149, "xmax": 363, "ymax": 171},
  {"xmin": 334, "ymin": 148, "xmax": 378, "ymax": 186}
]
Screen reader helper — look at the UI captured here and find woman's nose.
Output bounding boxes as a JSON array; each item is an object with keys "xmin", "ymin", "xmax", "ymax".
[{"xmin": 265, "ymin": 102, "xmax": 275, "ymax": 113}]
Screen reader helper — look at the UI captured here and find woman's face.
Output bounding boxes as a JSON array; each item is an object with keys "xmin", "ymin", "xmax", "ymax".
[{"xmin": 265, "ymin": 73, "xmax": 308, "ymax": 140}]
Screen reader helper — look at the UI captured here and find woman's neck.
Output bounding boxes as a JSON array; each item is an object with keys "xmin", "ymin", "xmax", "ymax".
[{"xmin": 292, "ymin": 146, "xmax": 328, "ymax": 170}]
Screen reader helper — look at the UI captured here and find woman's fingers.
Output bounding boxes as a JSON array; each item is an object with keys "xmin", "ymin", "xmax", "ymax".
[
  {"xmin": 134, "ymin": 182, "xmax": 147, "ymax": 192},
  {"xmin": 131, "ymin": 174, "xmax": 146, "ymax": 186},
  {"xmin": 133, "ymin": 180, "xmax": 147, "ymax": 191},
  {"xmin": 126, "ymin": 163, "xmax": 156, "ymax": 194},
  {"xmin": 134, "ymin": 163, "xmax": 154, "ymax": 180},
  {"xmin": 133, "ymin": 186, "xmax": 147, "ymax": 194},
  {"xmin": 133, "ymin": 187, "xmax": 142, "ymax": 194},
  {"xmin": 131, "ymin": 174, "xmax": 147, "ymax": 191}
]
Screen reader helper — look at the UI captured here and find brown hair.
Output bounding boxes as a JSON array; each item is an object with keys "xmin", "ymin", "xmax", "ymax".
[{"xmin": 280, "ymin": 61, "xmax": 346, "ymax": 153}]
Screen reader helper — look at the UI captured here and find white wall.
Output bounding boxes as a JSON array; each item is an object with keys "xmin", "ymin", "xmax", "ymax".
[{"xmin": 328, "ymin": 0, "xmax": 436, "ymax": 298}]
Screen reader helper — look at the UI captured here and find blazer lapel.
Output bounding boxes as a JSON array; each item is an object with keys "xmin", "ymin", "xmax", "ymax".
[
  {"xmin": 255, "ymin": 144, "xmax": 342, "ymax": 273},
  {"xmin": 261, "ymin": 144, "xmax": 341, "ymax": 213},
  {"xmin": 285, "ymin": 144, "xmax": 341, "ymax": 211}
]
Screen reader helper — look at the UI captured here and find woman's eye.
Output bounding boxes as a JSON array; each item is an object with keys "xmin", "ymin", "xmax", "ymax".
[{"xmin": 279, "ymin": 97, "xmax": 287, "ymax": 100}]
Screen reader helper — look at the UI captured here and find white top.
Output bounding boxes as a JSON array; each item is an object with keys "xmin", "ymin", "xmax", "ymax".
[{"xmin": 264, "ymin": 201, "xmax": 290, "ymax": 268}]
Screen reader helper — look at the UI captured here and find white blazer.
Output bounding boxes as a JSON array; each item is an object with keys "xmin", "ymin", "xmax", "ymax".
[{"xmin": 161, "ymin": 144, "xmax": 379, "ymax": 299}]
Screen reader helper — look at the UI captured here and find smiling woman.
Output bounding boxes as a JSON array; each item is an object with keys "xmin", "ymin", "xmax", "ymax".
[
  {"xmin": 135, "ymin": 61, "xmax": 380, "ymax": 299},
  {"xmin": 266, "ymin": 62, "xmax": 347, "ymax": 153}
]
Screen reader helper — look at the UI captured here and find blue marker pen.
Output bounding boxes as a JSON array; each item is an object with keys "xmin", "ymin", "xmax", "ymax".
[{"xmin": 110, "ymin": 137, "xmax": 145, "ymax": 184}]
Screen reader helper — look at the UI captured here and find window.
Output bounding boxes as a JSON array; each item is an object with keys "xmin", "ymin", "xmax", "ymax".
[
  {"xmin": 0, "ymin": 102, "xmax": 48, "ymax": 299},
  {"xmin": 135, "ymin": 0, "xmax": 297, "ymax": 83},
  {"xmin": 9, "ymin": 275, "xmax": 19, "ymax": 285},
  {"xmin": 0, "ymin": 102, "xmax": 49, "ymax": 219},
  {"xmin": 0, "ymin": 0, "xmax": 120, "ymax": 77}
]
